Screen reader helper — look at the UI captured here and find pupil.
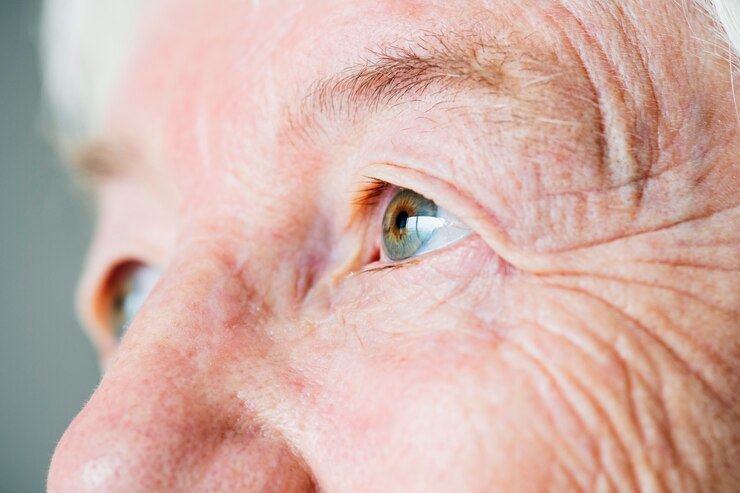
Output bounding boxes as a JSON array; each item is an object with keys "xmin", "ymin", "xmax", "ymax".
[
  {"xmin": 395, "ymin": 210, "xmax": 409, "ymax": 231},
  {"xmin": 113, "ymin": 294, "xmax": 125, "ymax": 311}
]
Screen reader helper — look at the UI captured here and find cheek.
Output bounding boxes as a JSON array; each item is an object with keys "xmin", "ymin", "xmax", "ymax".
[
  {"xmin": 301, "ymin": 310, "xmax": 560, "ymax": 492},
  {"xmin": 288, "ymin": 243, "xmax": 548, "ymax": 489}
]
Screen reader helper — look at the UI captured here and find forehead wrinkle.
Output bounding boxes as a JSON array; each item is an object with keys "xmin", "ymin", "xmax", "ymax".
[{"xmin": 287, "ymin": 28, "xmax": 562, "ymax": 144}]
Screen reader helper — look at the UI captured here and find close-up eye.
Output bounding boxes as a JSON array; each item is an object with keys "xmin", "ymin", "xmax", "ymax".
[
  {"xmin": 381, "ymin": 187, "xmax": 472, "ymax": 262},
  {"xmin": 106, "ymin": 262, "xmax": 160, "ymax": 341}
]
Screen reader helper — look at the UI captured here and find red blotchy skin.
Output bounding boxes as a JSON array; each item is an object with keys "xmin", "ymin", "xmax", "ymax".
[{"xmin": 48, "ymin": 0, "xmax": 739, "ymax": 492}]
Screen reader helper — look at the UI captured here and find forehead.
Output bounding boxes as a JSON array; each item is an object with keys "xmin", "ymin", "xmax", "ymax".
[
  {"xmin": 47, "ymin": 0, "xmax": 727, "ymax": 196},
  {"xmin": 44, "ymin": 0, "xmax": 427, "ymax": 140},
  {"xmin": 66, "ymin": 0, "xmax": 539, "ymax": 178},
  {"xmin": 45, "ymin": 0, "xmax": 720, "ymax": 141}
]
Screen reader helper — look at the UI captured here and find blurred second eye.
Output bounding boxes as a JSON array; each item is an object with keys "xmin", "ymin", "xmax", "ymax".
[
  {"xmin": 381, "ymin": 188, "xmax": 471, "ymax": 261},
  {"xmin": 108, "ymin": 262, "xmax": 160, "ymax": 340}
]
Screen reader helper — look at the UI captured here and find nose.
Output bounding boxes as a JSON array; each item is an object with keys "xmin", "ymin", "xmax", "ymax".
[{"xmin": 47, "ymin": 252, "xmax": 315, "ymax": 492}]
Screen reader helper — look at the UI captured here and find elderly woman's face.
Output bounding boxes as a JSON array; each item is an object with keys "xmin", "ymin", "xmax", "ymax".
[{"xmin": 47, "ymin": 0, "xmax": 739, "ymax": 491}]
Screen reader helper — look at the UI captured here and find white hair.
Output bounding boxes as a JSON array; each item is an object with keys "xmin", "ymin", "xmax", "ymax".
[
  {"xmin": 40, "ymin": 0, "xmax": 740, "ymax": 142},
  {"xmin": 40, "ymin": 0, "xmax": 150, "ymax": 142},
  {"xmin": 709, "ymin": 0, "xmax": 740, "ymax": 57}
]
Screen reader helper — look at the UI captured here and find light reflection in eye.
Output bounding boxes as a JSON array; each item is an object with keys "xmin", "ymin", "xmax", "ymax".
[
  {"xmin": 381, "ymin": 188, "xmax": 471, "ymax": 261},
  {"xmin": 109, "ymin": 263, "xmax": 160, "ymax": 340}
]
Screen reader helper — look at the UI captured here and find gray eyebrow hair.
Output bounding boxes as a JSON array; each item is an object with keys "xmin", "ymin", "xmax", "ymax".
[
  {"xmin": 62, "ymin": 138, "xmax": 135, "ymax": 187},
  {"xmin": 290, "ymin": 30, "xmax": 559, "ymax": 139}
]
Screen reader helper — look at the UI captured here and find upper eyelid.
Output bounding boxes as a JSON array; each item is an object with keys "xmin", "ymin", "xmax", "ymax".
[
  {"xmin": 361, "ymin": 162, "xmax": 548, "ymax": 272},
  {"xmin": 358, "ymin": 162, "xmax": 501, "ymax": 247},
  {"xmin": 357, "ymin": 164, "xmax": 474, "ymax": 224}
]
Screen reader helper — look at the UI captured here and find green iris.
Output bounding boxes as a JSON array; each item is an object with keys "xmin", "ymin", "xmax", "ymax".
[{"xmin": 382, "ymin": 189, "xmax": 439, "ymax": 261}]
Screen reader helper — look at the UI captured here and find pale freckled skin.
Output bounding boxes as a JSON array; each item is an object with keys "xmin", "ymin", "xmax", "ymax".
[{"xmin": 47, "ymin": 0, "xmax": 739, "ymax": 492}]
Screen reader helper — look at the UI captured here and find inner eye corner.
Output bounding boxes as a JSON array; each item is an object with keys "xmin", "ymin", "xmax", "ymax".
[{"xmin": 369, "ymin": 244, "xmax": 381, "ymax": 264}]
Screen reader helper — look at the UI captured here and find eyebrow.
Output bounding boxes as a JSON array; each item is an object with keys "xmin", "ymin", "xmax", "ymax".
[
  {"xmin": 69, "ymin": 30, "xmax": 561, "ymax": 183},
  {"xmin": 290, "ymin": 30, "xmax": 558, "ymax": 140},
  {"xmin": 65, "ymin": 138, "xmax": 134, "ymax": 187}
]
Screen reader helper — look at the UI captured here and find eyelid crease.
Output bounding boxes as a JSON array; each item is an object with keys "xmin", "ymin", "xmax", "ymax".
[
  {"xmin": 358, "ymin": 161, "xmax": 500, "ymax": 251},
  {"xmin": 360, "ymin": 163, "xmax": 475, "ymax": 224},
  {"xmin": 361, "ymin": 161, "xmax": 550, "ymax": 273}
]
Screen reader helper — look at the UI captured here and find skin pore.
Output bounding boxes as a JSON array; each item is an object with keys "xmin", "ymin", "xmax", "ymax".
[{"xmin": 47, "ymin": 0, "xmax": 739, "ymax": 492}]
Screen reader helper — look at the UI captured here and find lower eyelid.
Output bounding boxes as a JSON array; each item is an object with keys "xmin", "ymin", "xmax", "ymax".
[
  {"xmin": 360, "ymin": 259, "xmax": 421, "ymax": 273},
  {"xmin": 354, "ymin": 233, "xmax": 481, "ymax": 280}
]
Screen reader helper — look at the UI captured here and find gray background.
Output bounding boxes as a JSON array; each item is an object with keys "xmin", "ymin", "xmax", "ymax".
[{"xmin": 1, "ymin": 0, "xmax": 100, "ymax": 491}]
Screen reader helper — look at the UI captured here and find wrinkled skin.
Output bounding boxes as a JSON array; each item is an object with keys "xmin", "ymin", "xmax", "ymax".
[{"xmin": 47, "ymin": 0, "xmax": 740, "ymax": 492}]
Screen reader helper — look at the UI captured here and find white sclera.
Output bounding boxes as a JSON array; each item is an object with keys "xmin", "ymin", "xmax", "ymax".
[
  {"xmin": 399, "ymin": 207, "xmax": 472, "ymax": 259},
  {"xmin": 115, "ymin": 265, "xmax": 160, "ymax": 339}
]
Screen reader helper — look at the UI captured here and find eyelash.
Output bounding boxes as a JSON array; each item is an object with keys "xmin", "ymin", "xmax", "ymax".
[
  {"xmin": 354, "ymin": 177, "xmax": 392, "ymax": 209},
  {"xmin": 351, "ymin": 178, "xmax": 393, "ymax": 270},
  {"xmin": 352, "ymin": 178, "xmax": 426, "ymax": 272}
]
